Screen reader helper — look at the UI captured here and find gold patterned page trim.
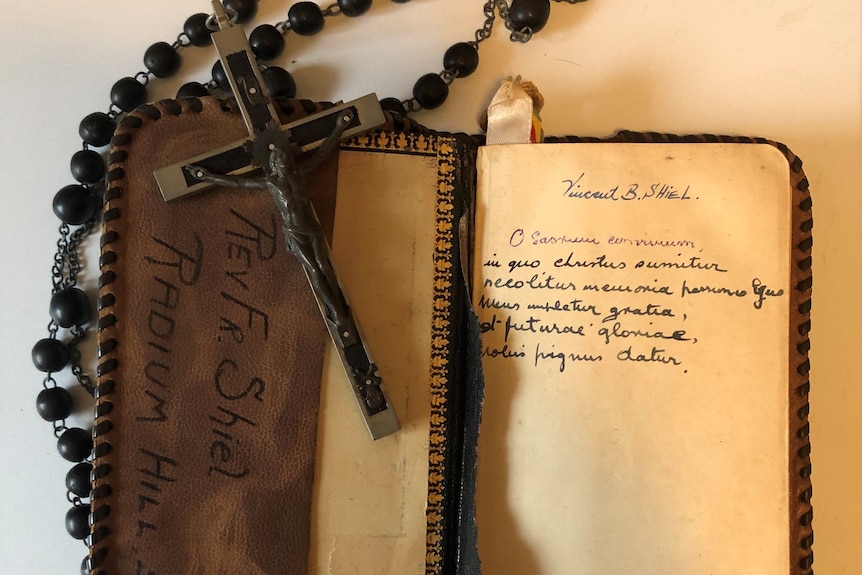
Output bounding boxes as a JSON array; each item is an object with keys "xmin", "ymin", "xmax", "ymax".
[{"xmin": 308, "ymin": 132, "xmax": 456, "ymax": 575}]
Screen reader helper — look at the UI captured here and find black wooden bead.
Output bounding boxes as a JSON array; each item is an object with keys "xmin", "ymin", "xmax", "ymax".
[
  {"xmin": 144, "ymin": 41, "xmax": 181, "ymax": 78},
  {"xmin": 337, "ymin": 0, "xmax": 372, "ymax": 17},
  {"xmin": 444, "ymin": 42, "xmax": 479, "ymax": 77},
  {"xmin": 176, "ymin": 82, "xmax": 210, "ymax": 99},
  {"xmin": 58, "ymin": 428, "xmax": 93, "ymax": 462},
  {"xmin": 249, "ymin": 24, "xmax": 285, "ymax": 61},
  {"xmin": 66, "ymin": 462, "xmax": 93, "ymax": 498},
  {"xmin": 53, "ymin": 184, "xmax": 98, "ymax": 225},
  {"xmin": 413, "ymin": 73, "xmax": 448, "ymax": 110},
  {"xmin": 380, "ymin": 97, "xmax": 406, "ymax": 116},
  {"xmin": 110, "ymin": 77, "xmax": 147, "ymax": 112},
  {"xmin": 50, "ymin": 287, "xmax": 92, "ymax": 328},
  {"xmin": 65, "ymin": 505, "xmax": 90, "ymax": 539},
  {"xmin": 36, "ymin": 387, "xmax": 74, "ymax": 422},
  {"xmin": 31, "ymin": 338, "xmax": 70, "ymax": 372},
  {"xmin": 78, "ymin": 112, "xmax": 115, "ymax": 148},
  {"xmin": 70, "ymin": 150, "xmax": 106, "ymax": 184},
  {"xmin": 212, "ymin": 60, "xmax": 231, "ymax": 91},
  {"xmin": 509, "ymin": 0, "xmax": 551, "ymax": 33},
  {"xmin": 184, "ymin": 13, "xmax": 213, "ymax": 47},
  {"xmin": 289, "ymin": 2, "xmax": 325, "ymax": 36},
  {"xmin": 224, "ymin": 0, "xmax": 258, "ymax": 23},
  {"xmin": 262, "ymin": 67, "xmax": 297, "ymax": 98}
]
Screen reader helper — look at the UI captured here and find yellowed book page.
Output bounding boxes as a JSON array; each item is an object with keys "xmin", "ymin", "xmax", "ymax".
[
  {"xmin": 308, "ymin": 150, "xmax": 439, "ymax": 575},
  {"xmin": 473, "ymin": 143, "xmax": 791, "ymax": 575}
]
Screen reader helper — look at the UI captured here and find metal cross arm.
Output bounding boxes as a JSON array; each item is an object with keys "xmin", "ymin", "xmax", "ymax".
[
  {"xmin": 152, "ymin": 0, "xmax": 398, "ymax": 440},
  {"xmin": 153, "ymin": 94, "xmax": 384, "ymax": 201}
]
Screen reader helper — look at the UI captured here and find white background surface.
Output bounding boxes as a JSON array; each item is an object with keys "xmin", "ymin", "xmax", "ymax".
[{"xmin": 1, "ymin": 1, "xmax": 859, "ymax": 573}]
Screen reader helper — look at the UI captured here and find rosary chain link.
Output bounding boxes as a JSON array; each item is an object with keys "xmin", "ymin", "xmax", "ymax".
[
  {"xmin": 53, "ymin": 419, "xmax": 67, "ymax": 439},
  {"xmin": 321, "ymin": 2, "xmax": 342, "ymax": 17},
  {"xmin": 275, "ymin": 19, "xmax": 291, "ymax": 33},
  {"xmin": 42, "ymin": 374, "xmax": 58, "ymax": 390},
  {"xmin": 402, "ymin": 98, "xmax": 422, "ymax": 113},
  {"xmin": 472, "ymin": 0, "xmax": 497, "ymax": 46},
  {"xmin": 440, "ymin": 69, "xmax": 458, "ymax": 85},
  {"xmin": 206, "ymin": 7, "xmax": 239, "ymax": 31},
  {"xmin": 68, "ymin": 325, "xmax": 95, "ymax": 396},
  {"xmin": 173, "ymin": 32, "xmax": 192, "ymax": 50},
  {"xmin": 51, "ymin": 223, "xmax": 71, "ymax": 291},
  {"xmin": 66, "ymin": 218, "xmax": 98, "ymax": 283},
  {"xmin": 134, "ymin": 70, "xmax": 152, "ymax": 85}
]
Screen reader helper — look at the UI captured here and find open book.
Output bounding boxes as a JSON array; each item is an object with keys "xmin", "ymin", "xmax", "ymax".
[{"xmin": 91, "ymin": 98, "xmax": 812, "ymax": 575}]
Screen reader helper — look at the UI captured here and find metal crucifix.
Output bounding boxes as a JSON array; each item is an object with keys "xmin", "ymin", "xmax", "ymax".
[{"xmin": 153, "ymin": 0, "xmax": 398, "ymax": 440}]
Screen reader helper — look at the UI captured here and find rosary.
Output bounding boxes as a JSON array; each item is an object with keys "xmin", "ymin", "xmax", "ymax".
[{"xmin": 29, "ymin": 1, "xmax": 586, "ymax": 572}]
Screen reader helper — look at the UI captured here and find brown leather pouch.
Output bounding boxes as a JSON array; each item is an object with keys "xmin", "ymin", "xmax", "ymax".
[{"xmin": 91, "ymin": 97, "xmax": 339, "ymax": 575}]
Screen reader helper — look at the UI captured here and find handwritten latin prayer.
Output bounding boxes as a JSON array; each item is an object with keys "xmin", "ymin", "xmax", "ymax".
[{"xmin": 473, "ymin": 143, "xmax": 791, "ymax": 575}]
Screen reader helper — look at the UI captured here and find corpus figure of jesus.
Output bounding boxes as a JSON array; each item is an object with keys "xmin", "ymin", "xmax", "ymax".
[{"xmin": 186, "ymin": 110, "xmax": 355, "ymax": 334}]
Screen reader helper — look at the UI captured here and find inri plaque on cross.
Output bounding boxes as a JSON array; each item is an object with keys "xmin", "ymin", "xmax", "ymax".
[{"xmin": 153, "ymin": 0, "xmax": 399, "ymax": 440}]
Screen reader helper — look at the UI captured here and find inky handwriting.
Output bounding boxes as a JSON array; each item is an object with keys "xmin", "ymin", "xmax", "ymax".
[
  {"xmin": 509, "ymin": 228, "xmax": 600, "ymax": 247},
  {"xmin": 535, "ymin": 343, "xmax": 603, "ymax": 373},
  {"xmin": 601, "ymin": 303, "xmax": 675, "ymax": 323},
  {"xmin": 560, "ymin": 173, "xmax": 695, "ymax": 202},
  {"xmin": 616, "ymin": 345, "xmax": 681, "ymax": 365},
  {"xmin": 597, "ymin": 321, "xmax": 692, "ymax": 346},
  {"xmin": 527, "ymin": 299, "xmax": 601, "ymax": 315},
  {"xmin": 752, "ymin": 278, "xmax": 784, "ymax": 309},
  {"xmin": 134, "ymin": 448, "xmax": 178, "ymax": 537},
  {"xmin": 484, "ymin": 274, "xmax": 579, "ymax": 291}
]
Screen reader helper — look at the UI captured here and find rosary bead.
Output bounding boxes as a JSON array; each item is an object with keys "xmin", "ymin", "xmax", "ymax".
[
  {"xmin": 380, "ymin": 97, "xmax": 407, "ymax": 116},
  {"xmin": 110, "ymin": 77, "xmax": 147, "ymax": 113},
  {"xmin": 36, "ymin": 387, "xmax": 74, "ymax": 422},
  {"xmin": 509, "ymin": 0, "xmax": 551, "ymax": 33},
  {"xmin": 413, "ymin": 73, "xmax": 449, "ymax": 110},
  {"xmin": 80, "ymin": 557, "xmax": 90, "ymax": 575},
  {"xmin": 78, "ymin": 112, "xmax": 115, "ymax": 148},
  {"xmin": 184, "ymin": 13, "xmax": 213, "ymax": 47},
  {"xmin": 443, "ymin": 42, "xmax": 479, "ymax": 77},
  {"xmin": 337, "ymin": 0, "xmax": 372, "ymax": 17},
  {"xmin": 52, "ymin": 184, "xmax": 98, "ymax": 225},
  {"xmin": 249, "ymin": 24, "xmax": 285, "ymax": 61},
  {"xmin": 288, "ymin": 2, "xmax": 325, "ymax": 36},
  {"xmin": 262, "ymin": 66, "xmax": 297, "ymax": 98},
  {"xmin": 224, "ymin": 0, "xmax": 259, "ymax": 23},
  {"xmin": 70, "ymin": 150, "xmax": 106, "ymax": 184},
  {"xmin": 212, "ymin": 61, "xmax": 231, "ymax": 91},
  {"xmin": 176, "ymin": 82, "xmax": 210, "ymax": 99},
  {"xmin": 65, "ymin": 505, "xmax": 90, "ymax": 540},
  {"xmin": 31, "ymin": 338, "xmax": 70, "ymax": 373},
  {"xmin": 50, "ymin": 286, "xmax": 92, "ymax": 328},
  {"xmin": 57, "ymin": 428, "xmax": 93, "ymax": 462},
  {"xmin": 144, "ymin": 41, "xmax": 181, "ymax": 78},
  {"xmin": 66, "ymin": 462, "xmax": 92, "ymax": 498}
]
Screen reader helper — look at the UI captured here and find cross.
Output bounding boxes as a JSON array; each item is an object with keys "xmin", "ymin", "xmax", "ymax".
[{"xmin": 153, "ymin": 0, "xmax": 399, "ymax": 440}]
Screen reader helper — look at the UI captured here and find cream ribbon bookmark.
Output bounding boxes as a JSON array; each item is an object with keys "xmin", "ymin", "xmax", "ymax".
[{"xmin": 484, "ymin": 75, "xmax": 544, "ymax": 145}]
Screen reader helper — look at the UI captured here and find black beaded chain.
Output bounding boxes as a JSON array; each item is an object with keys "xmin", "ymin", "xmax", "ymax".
[{"xmin": 32, "ymin": 1, "xmax": 586, "ymax": 573}]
